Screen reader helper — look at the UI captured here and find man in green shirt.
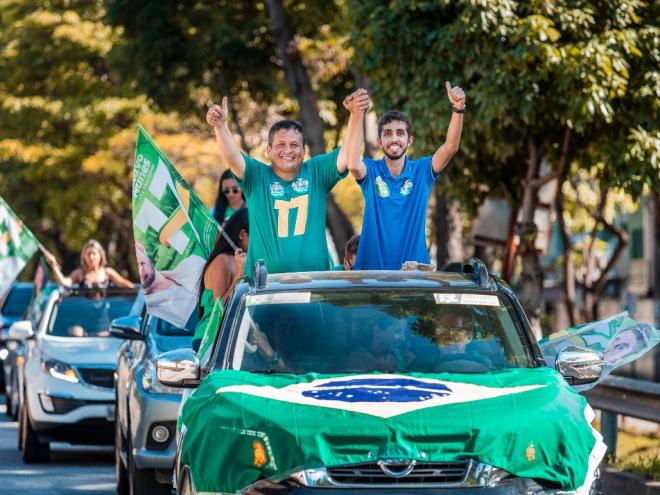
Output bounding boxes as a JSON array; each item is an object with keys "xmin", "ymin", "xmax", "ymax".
[{"xmin": 206, "ymin": 90, "xmax": 369, "ymax": 274}]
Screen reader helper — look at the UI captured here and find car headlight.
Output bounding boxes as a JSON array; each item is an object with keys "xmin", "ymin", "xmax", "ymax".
[
  {"xmin": 41, "ymin": 357, "xmax": 79, "ymax": 383},
  {"xmin": 142, "ymin": 359, "xmax": 182, "ymax": 394}
]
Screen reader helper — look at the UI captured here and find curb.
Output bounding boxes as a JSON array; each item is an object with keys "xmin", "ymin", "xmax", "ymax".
[{"xmin": 604, "ymin": 468, "xmax": 660, "ymax": 494}]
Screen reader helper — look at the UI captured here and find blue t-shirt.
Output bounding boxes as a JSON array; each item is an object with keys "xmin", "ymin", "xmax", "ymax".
[{"xmin": 354, "ymin": 156, "xmax": 438, "ymax": 270}]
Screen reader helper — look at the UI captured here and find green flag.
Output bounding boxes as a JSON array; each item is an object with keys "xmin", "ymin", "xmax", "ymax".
[
  {"xmin": 0, "ymin": 196, "xmax": 39, "ymax": 297},
  {"xmin": 132, "ymin": 125, "xmax": 218, "ymax": 327},
  {"xmin": 179, "ymin": 368, "xmax": 605, "ymax": 493}
]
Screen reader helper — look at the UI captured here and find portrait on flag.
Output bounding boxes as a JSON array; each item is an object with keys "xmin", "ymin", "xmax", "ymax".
[
  {"xmin": 132, "ymin": 126, "xmax": 218, "ymax": 328},
  {"xmin": 539, "ymin": 312, "xmax": 659, "ymax": 390}
]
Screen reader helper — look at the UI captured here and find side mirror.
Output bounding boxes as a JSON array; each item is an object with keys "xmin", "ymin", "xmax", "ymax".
[
  {"xmin": 8, "ymin": 320, "xmax": 34, "ymax": 341},
  {"xmin": 156, "ymin": 348, "xmax": 200, "ymax": 388},
  {"xmin": 556, "ymin": 346, "xmax": 603, "ymax": 385},
  {"xmin": 110, "ymin": 316, "xmax": 144, "ymax": 340}
]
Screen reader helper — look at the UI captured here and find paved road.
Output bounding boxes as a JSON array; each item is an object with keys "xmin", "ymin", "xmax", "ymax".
[{"xmin": 0, "ymin": 395, "xmax": 115, "ymax": 495}]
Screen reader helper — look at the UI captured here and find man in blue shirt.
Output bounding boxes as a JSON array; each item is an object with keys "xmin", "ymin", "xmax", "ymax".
[{"xmin": 348, "ymin": 82, "xmax": 466, "ymax": 270}]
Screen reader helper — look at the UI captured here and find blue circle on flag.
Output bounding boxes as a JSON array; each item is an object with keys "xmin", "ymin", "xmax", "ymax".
[{"xmin": 302, "ymin": 377, "xmax": 452, "ymax": 403}]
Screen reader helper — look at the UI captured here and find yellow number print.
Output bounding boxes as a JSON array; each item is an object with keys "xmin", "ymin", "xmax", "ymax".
[{"xmin": 274, "ymin": 195, "xmax": 308, "ymax": 237}]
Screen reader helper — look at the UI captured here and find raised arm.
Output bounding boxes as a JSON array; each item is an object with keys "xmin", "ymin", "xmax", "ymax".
[
  {"xmin": 431, "ymin": 82, "xmax": 466, "ymax": 174},
  {"xmin": 106, "ymin": 268, "xmax": 135, "ymax": 289},
  {"xmin": 41, "ymin": 248, "xmax": 73, "ymax": 287},
  {"xmin": 337, "ymin": 88, "xmax": 370, "ymax": 179},
  {"xmin": 206, "ymin": 97, "xmax": 246, "ymax": 181}
]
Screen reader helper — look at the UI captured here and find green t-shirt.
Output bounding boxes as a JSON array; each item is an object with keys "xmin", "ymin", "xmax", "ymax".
[{"xmin": 237, "ymin": 149, "xmax": 345, "ymax": 274}]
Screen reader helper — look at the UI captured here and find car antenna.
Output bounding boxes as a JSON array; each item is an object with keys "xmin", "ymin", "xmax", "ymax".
[
  {"xmin": 249, "ymin": 259, "xmax": 268, "ymax": 293},
  {"xmin": 461, "ymin": 257, "xmax": 491, "ymax": 289}
]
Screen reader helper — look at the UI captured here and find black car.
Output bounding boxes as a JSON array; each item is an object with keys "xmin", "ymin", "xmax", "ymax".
[{"xmin": 158, "ymin": 259, "xmax": 605, "ymax": 495}]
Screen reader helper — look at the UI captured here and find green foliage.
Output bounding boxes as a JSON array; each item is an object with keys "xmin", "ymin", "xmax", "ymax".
[
  {"xmin": 0, "ymin": 0, "xmax": 147, "ymax": 272},
  {"xmin": 348, "ymin": 0, "xmax": 659, "ymax": 204}
]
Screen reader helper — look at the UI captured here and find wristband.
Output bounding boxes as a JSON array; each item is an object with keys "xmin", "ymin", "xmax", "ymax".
[{"xmin": 452, "ymin": 105, "xmax": 466, "ymax": 114}]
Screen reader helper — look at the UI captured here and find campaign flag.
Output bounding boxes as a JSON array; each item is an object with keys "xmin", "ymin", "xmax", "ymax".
[
  {"xmin": 132, "ymin": 125, "xmax": 219, "ymax": 327},
  {"xmin": 33, "ymin": 255, "xmax": 50, "ymax": 296},
  {"xmin": 179, "ymin": 369, "xmax": 605, "ymax": 494},
  {"xmin": 539, "ymin": 312, "xmax": 659, "ymax": 391},
  {"xmin": 0, "ymin": 196, "xmax": 39, "ymax": 298}
]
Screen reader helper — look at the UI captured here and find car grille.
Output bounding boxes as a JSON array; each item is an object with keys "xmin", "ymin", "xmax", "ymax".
[
  {"xmin": 77, "ymin": 367, "xmax": 115, "ymax": 389},
  {"xmin": 327, "ymin": 460, "xmax": 469, "ymax": 485}
]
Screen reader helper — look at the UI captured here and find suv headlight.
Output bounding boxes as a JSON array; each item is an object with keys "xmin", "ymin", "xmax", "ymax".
[
  {"xmin": 41, "ymin": 357, "xmax": 79, "ymax": 383},
  {"xmin": 142, "ymin": 359, "xmax": 182, "ymax": 394}
]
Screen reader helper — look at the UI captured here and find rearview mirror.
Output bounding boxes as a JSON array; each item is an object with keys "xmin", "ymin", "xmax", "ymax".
[
  {"xmin": 8, "ymin": 320, "xmax": 34, "ymax": 341},
  {"xmin": 110, "ymin": 316, "xmax": 143, "ymax": 340},
  {"xmin": 556, "ymin": 346, "xmax": 603, "ymax": 385},
  {"xmin": 156, "ymin": 348, "xmax": 199, "ymax": 388}
]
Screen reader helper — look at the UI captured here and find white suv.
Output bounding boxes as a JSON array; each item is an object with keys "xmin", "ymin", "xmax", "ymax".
[{"xmin": 11, "ymin": 285, "xmax": 138, "ymax": 462}]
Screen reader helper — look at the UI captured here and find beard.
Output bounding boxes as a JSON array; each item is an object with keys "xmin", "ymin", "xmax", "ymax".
[{"xmin": 383, "ymin": 143, "xmax": 408, "ymax": 160}]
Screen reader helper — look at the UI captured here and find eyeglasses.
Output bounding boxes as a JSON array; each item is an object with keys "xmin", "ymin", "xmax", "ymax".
[{"xmin": 223, "ymin": 187, "xmax": 241, "ymax": 195}]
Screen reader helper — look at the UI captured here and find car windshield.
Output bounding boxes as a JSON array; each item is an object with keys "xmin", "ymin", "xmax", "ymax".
[
  {"xmin": 2, "ymin": 286, "xmax": 33, "ymax": 317},
  {"xmin": 226, "ymin": 290, "xmax": 534, "ymax": 374},
  {"xmin": 46, "ymin": 292, "xmax": 136, "ymax": 338}
]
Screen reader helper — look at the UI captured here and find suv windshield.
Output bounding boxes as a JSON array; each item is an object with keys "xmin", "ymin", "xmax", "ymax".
[
  {"xmin": 227, "ymin": 290, "xmax": 534, "ymax": 374},
  {"xmin": 47, "ymin": 291, "xmax": 136, "ymax": 338}
]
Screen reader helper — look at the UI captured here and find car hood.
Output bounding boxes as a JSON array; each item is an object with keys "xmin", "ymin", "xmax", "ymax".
[
  {"xmin": 39, "ymin": 336, "xmax": 124, "ymax": 366},
  {"xmin": 180, "ymin": 368, "xmax": 605, "ymax": 494}
]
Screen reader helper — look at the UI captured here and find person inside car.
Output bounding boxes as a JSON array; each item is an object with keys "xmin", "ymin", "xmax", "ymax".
[
  {"xmin": 42, "ymin": 239, "xmax": 134, "ymax": 289},
  {"xmin": 346, "ymin": 312, "xmax": 415, "ymax": 372}
]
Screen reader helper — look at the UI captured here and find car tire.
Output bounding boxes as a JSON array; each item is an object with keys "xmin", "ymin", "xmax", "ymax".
[
  {"xmin": 115, "ymin": 405, "xmax": 129, "ymax": 495},
  {"xmin": 127, "ymin": 426, "xmax": 171, "ymax": 495},
  {"xmin": 17, "ymin": 401, "xmax": 23, "ymax": 451},
  {"xmin": 4, "ymin": 387, "xmax": 13, "ymax": 418},
  {"xmin": 20, "ymin": 401, "xmax": 49, "ymax": 463}
]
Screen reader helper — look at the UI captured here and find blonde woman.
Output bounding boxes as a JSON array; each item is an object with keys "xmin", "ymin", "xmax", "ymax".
[{"xmin": 43, "ymin": 239, "xmax": 134, "ymax": 289}]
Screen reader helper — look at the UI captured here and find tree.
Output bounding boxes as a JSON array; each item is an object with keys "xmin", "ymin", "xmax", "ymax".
[
  {"xmin": 106, "ymin": 0, "xmax": 358, "ymax": 256},
  {"xmin": 0, "ymin": 0, "xmax": 146, "ymax": 275},
  {"xmin": 348, "ymin": 0, "xmax": 658, "ymax": 329}
]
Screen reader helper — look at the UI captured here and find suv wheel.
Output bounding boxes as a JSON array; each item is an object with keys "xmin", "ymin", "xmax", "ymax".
[
  {"xmin": 115, "ymin": 405, "xmax": 129, "ymax": 495},
  {"xmin": 20, "ymin": 401, "xmax": 49, "ymax": 463},
  {"xmin": 4, "ymin": 387, "xmax": 13, "ymax": 418},
  {"xmin": 127, "ymin": 427, "xmax": 171, "ymax": 495}
]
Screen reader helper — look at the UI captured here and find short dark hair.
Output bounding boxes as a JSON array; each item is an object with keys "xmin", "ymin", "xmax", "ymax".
[
  {"xmin": 377, "ymin": 110, "xmax": 412, "ymax": 137},
  {"xmin": 268, "ymin": 120, "xmax": 305, "ymax": 148},
  {"xmin": 344, "ymin": 234, "xmax": 360, "ymax": 258}
]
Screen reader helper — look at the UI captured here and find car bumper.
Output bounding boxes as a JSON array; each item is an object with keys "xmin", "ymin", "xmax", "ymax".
[
  {"xmin": 130, "ymin": 376, "xmax": 183, "ymax": 470},
  {"xmin": 25, "ymin": 369, "xmax": 115, "ymax": 443}
]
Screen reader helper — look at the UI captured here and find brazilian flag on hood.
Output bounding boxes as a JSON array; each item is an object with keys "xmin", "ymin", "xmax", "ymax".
[{"xmin": 179, "ymin": 367, "xmax": 605, "ymax": 494}]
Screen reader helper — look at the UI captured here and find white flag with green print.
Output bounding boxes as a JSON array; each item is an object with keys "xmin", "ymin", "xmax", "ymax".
[
  {"xmin": 0, "ymin": 196, "xmax": 39, "ymax": 298},
  {"xmin": 132, "ymin": 125, "xmax": 218, "ymax": 328}
]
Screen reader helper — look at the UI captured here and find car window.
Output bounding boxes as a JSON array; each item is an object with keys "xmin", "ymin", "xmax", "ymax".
[
  {"xmin": 226, "ymin": 290, "xmax": 534, "ymax": 374},
  {"xmin": 28, "ymin": 289, "xmax": 54, "ymax": 329},
  {"xmin": 46, "ymin": 293, "xmax": 135, "ymax": 338},
  {"xmin": 1, "ymin": 286, "xmax": 33, "ymax": 317},
  {"xmin": 151, "ymin": 312, "xmax": 198, "ymax": 337}
]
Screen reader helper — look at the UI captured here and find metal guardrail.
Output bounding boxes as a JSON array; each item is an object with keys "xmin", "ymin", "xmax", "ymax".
[
  {"xmin": 583, "ymin": 375, "xmax": 660, "ymax": 457},
  {"xmin": 584, "ymin": 375, "xmax": 660, "ymax": 423}
]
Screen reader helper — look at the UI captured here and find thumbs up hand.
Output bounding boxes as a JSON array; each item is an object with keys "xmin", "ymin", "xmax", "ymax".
[{"xmin": 206, "ymin": 96, "xmax": 230, "ymax": 127}]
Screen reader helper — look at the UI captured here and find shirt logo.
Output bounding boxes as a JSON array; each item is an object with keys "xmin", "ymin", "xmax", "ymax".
[
  {"xmin": 269, "ymin": 181, "xmax": 285, "ymax": 198},
  {"xmin": 375, "ymin": 176, "xmax": 390, "ymax": 198},
  {"xmin": 400, "ymin": 180, "xmax": 413, "ymax": 196},
  {"xmin": 292, "ymin": 178, "xmax": 309, "ymax": 194}
]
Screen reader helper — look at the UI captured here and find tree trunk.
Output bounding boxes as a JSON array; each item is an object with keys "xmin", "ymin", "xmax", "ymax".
[
  {"xmin": 517, "ymin": 137, "xmax": 544, "ymax": 338},
  {"xmin": 435, "ymin": 188, "xmax": 464, "ymax": 269},
  {"xmin": 556, "ymin": 181, "xmax": 579, "ymax": 327},
  {"xmin": 265, "ymin": 0, "xmax": 354, "ymax": 254}
]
